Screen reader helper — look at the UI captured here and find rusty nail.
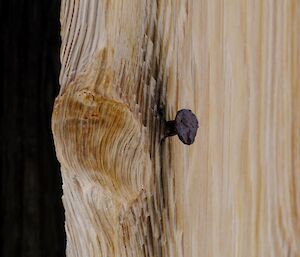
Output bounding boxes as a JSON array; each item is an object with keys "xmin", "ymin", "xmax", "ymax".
[{"xmin": 165, "ymin": 109, "xmax": 199, "ymax": 145}]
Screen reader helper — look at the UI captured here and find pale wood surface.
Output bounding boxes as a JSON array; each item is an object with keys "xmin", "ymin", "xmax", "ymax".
[{"xmin": 52, "ymin": 0, "xmax": 300, "ymax": 256}]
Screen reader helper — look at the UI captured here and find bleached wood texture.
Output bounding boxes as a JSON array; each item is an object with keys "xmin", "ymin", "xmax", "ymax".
[{"xmin": 52, "ymin": 0, "xmax": 300, "ymax": 256}]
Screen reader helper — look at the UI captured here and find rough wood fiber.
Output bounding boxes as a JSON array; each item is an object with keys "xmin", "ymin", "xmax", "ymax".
[{"xmin": 52, "ymin": 0, "xmax": 300, "ymax": 257}]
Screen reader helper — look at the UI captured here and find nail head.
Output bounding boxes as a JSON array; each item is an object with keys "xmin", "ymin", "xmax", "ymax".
[{"xmin": 165, "ymin": 109, "xmax": 199, "ymax": 145}]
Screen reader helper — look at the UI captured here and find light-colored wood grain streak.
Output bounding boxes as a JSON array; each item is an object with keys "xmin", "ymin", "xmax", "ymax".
[
  {"xmin": 52, "ymin": 0, "xmax": 300, "ymax": 256},
  {"xmin": 170, "ymin": 0, "xmax": 300, "ymax": 256}
]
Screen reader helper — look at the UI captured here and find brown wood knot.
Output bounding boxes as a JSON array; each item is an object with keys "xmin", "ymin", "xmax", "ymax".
[
  {"xmin": 52, "ymin": 87, "xmax": 152, "ymax": 200},
  {"xmin": 165, "ymin": 109, "xmax": 199, "ymax": 145}
]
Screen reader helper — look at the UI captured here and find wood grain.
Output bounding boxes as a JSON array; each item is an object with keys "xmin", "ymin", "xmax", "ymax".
[{"xmin": 52, "ymin": 0, "xmax": 300, "ymax": 256}]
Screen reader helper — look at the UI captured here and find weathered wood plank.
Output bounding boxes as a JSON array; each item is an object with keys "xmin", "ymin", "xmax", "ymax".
[{"xmin": 53, "ymin": 0, "xmax": 300, "ymax": 256}]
